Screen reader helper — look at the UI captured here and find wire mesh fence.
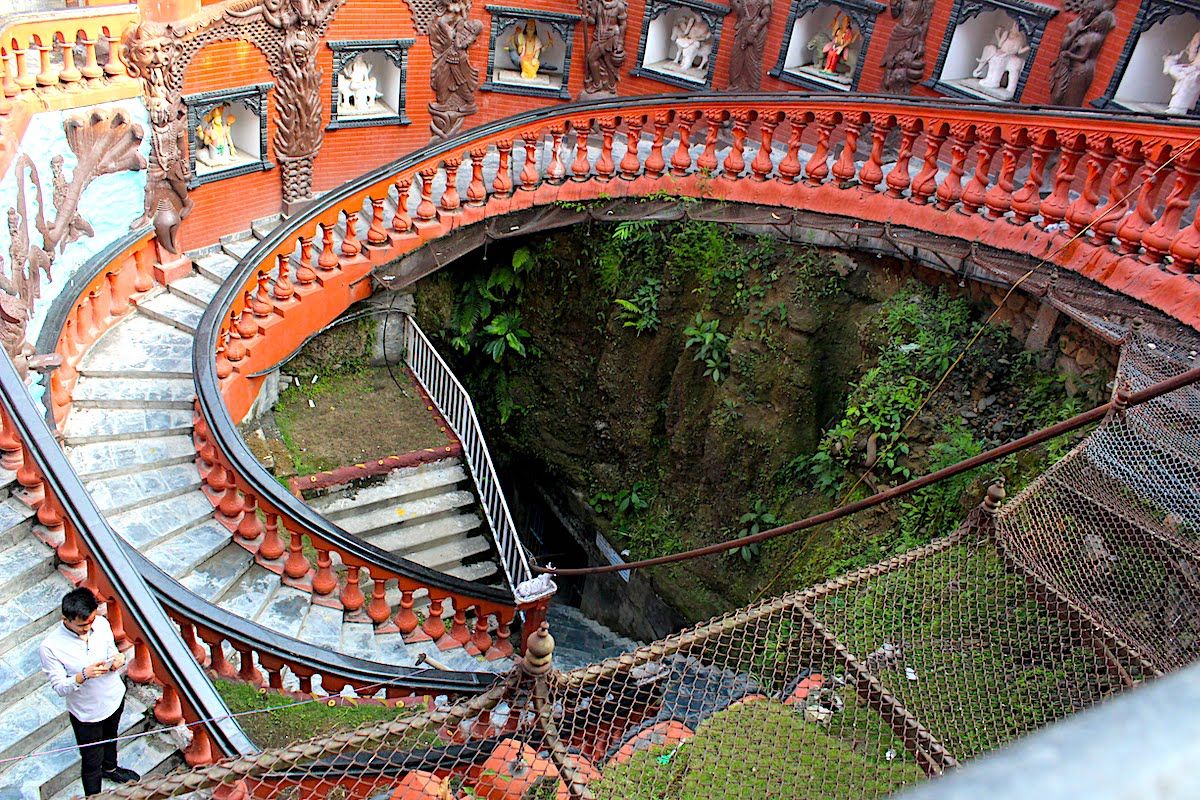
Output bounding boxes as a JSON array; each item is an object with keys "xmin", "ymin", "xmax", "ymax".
[{"xmin": 96, "ymin": 329, "xmax": 1200, "ymax": 799}]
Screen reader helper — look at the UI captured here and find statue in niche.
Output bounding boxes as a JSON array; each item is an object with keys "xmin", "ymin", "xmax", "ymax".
[
  {"xmin": 728, "ymin": 0, "xmax": 772, "ymax": 91},
  {"xmin": 1048, "ymin": 0, "xmax": 1115, "ymax": 107},
  {"xmin": 578, "ymin": 0, "xmax": 627, "ymax": 99},
  {"xmin": 972, "ymin": 21, "xmax": 1029, "ymax": 99},
  {"xmin": 1164, "ymin": 32, "xmax": 1200, "ymax": 115},
  {"xmin": 429, "ymin": 0, "xmax": 483, "ymax": 140},
  {"xmin": 671, "ymin": 11, "xmax": 712, "ymax": 72},
  {"xmin": 880, "ymin": 0, "xmax": 933, "ymax": 94},
  {"xmin": 508, "ymin": 19, "xmax": 546, "ymax": 80},
  {"xmin": 197, "ymin": 106, "xmax": 238, "ymax": 167},
  {"xmin": 1, "ymin": 110, "xmax": 145, "ymax": 378},
  {"xmin": 820, "ymin": 13, "xmax": 858, "ymax": 75},
  {"xmin": 338, "ymin": 55, "xmax": 382, "ymax": 114}
]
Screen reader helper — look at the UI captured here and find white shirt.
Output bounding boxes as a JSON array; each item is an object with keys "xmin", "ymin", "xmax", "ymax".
[{"xmin": 39, "ymin": 615, "xmax": 126, "ymax": 723}]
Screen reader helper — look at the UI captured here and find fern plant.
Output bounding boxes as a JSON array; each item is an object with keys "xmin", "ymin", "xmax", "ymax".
[{"xmin": 614, "ymin": 277, "xmax": 663, "ymax": 335}]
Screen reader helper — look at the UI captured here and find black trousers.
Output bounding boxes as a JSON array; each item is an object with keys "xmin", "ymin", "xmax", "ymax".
[{"xmin": 68, "ymin": 699, "xmax": 124, "ymax": 796}]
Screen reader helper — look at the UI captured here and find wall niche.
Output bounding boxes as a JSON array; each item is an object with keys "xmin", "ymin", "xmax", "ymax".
[
  {"xmin": 328, "ymin": 39, "xmax": 414, "ymax": 129},
  {"xmin": 632, "ymin": 0, "xmax": 729, "ymax": 89},
  {"xmin": 1096, "ymin": 0, "xmax": 1200, "ymax": 116},
  {"xmin": 184, "ymin": 83, "xmax": 273, "ymax": 187},
  {"xmin": 770, "ymin": 0, "xmax": 884, "ymax": 91},
  {"xmin": 927, "ymin": 0, "xmax": 1056, "ymax": 103},
  {"xmin": 483, "ymin": 6, "xmax": 580, "ymax": 99}
]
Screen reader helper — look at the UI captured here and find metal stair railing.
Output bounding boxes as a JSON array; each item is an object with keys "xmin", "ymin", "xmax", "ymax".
[{"xmin": 400, "ymin": 312, "xmax": 533, "ymax": 592}]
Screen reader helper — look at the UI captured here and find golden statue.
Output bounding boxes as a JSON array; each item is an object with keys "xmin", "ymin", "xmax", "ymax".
[
  {"xmin": 511, "ymin": 19, "xmax": 545, "ymax": 80},
  {"xmin": 197, "ymin": 105, "xmax": 237, "ymax": 167}
]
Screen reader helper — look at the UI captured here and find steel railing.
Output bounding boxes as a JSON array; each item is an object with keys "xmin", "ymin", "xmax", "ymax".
[{"xmin": 400, "ymin": 313, "xmax": 533, "ymax": 592}]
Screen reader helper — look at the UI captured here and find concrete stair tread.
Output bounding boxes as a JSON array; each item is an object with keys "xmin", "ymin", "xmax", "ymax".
[
  {"xmin": 0, "ymin": 498, "xmax": 37, "ymax": 550},
  {"xmin": 67, "ymin": 436, "xmax": 196, "ymax": 481},
  {"xmin": 220, "ymin": 238, "xmax": 256, "ymax": 260},
  {"xmin": 77, "ymin": 317, "xmax": 193, "ymax": 379},
  {"xmin": 0, "ymin": 537, "xmax": 56, "ymax": 603},
  {"xmin": 363, "ymin": 512, "xmax": 482, "ymax": 555},
  {"xmin": 193, "ymin": 252, "xmax": 238, "ymax": 284},
  {"xmin": 69, "ymin": 377, "xmax": 195, "ymax": 410},
  {"xmin": 251, "ymin": 585, "xmax": 310, "ymax": 639},
  {"xmin": 179, "ymin": 542, "xmax": 255, "ymax": 602},
  {"xmin": 309, "ymin": 461, "xmax": 468, "ymax": 518},
  {"xmin": 136, "ymin": 292, "xmax": 203, "ymax": 334},
  {"xmin": 43, "ymin": 729, "xmax": 176, "ymax": 800},
  {"xmin": 83, "ymin": 464, "xmax": 202, "ymax": 516},
  {"xmin": 216, "ymin": 565, "xmax": 279, "ymax": 621},
  {"xmin": 166, "ymin": 274, "xmax": 221, "ymax": 309},
  {"xmin": 403, "ymin": 534, "xmax": 494, "ymax": 573},
  {"xmin": 0, "ymin": 573, "xmax": 72, "ymax": 654},
  {"xmin": 335, "ymin": 490, "xmax": 477, "ymax": 536},
  {"xmin": 295, "ymin": 603, "xmax": 342, "ymax": 651},
  {"xmin": 62, "ymin": 409, "xmax": 193, "ymax": 445},
  {"xmin": 0, "ymin": 622, "xmax": 57, "ymax": 709},
  {"xmin": 144, "ymin": 520, "xmax": 234, "ymax": 580},
  {"xmin": 107, "ymin": 491, "xmax": 214, "ymax": 550},
  {"xmin": 250, "ymin": 217, "xmax": 280, "ymax": 240},
  {"xmin": 443, "ymin": 559, "xmax": 501, "ymax": 584}
]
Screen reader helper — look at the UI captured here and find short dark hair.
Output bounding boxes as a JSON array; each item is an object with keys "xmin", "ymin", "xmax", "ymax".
[{"xmin": 61, "ymin": 588, "xmax": 99, "ymax": 621}]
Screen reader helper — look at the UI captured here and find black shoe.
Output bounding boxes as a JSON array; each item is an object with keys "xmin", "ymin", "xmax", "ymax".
[{"xmin": 102, "ymin": 767, "xmax": 140, "ymax": 784}]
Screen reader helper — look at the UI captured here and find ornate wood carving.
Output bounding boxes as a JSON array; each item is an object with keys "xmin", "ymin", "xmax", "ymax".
[
  {"xmin": 578, "ymin": 0, "xmax": 628, "ymax": 99},
  {"xmin": 1048, "ymin": 0, "xmax": 1115, "ymax": 107},
  {"xmin": 880, "ymin": 0, "xmax": 934, "ymax": 94},
  {"xmin": 2, "ymin": 110, "xmax": 146, "ymax": 376},
  {"xmin": 728, "ymin": 0, "xmax": 772, "ymax": 91},
  {"xmin": 428, "ymin": 0, "xmax": 484, "ymax": 140},
  {"xmin": 120, "ymin": 0, "xmax": 346, "ymax": 247}
]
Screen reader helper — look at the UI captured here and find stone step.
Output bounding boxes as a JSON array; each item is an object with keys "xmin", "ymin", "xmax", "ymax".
[
  {"xmin": 220, "ymin": 237, "xmax": 257, "ymax": 262},
  {"xmin": 84, "ymin": 463, "xmax": 202, "ymax": 516},
  {"xmin": 334, "ymin": 490, "xmax": 477, "ymax": 539},
  {"xmin": 67, "ymin": 435, "xmax": 196, "ymax": 481},
  {"xmin": 547, "ymin": 604, "xmax": 641, "ymax": 665},
  {"xmin": 403, "ymin": 533, "xmax": 494, "ymax": 574},
  {"xmin": 0, "ymin": 497, "xmax": 36, "ymax": 551},
  {"xmin": 70, "ymin": 377, "xmax": 195, "ymax": 412},
  {"xmin": 62, "ymin": 408, "xmax": 193, "ymax": 446},
  {"xmin": 107, "ymin": 491, "xmax": 214, "ymax": 551},
  {"xmin": 136, "ymin": 291, "xmax": 203, "ymax": 334},
  {"xmin": 0, "ymin": 682, "xmax": 74, "ymax": 767},
  {"xmin": 0, "ymin": 537, "xmax": 56, "ymax": 604},
  {"xmin": 43, "ymin": 726, "xmax": 176, "ymax": 800},
  {"xmin": 0, "ymin": 572, "xmax": 72, "ymax": 655},
  {"xmin": 250, "ymin": 584, "xmax": 311, "ymax": 640},
  {"xmin": 309, "ymin": 461, "xmax": 469, "ymax": 520},
  {"xmin": 250, "ymin": 216, "xmax": 280, "ymax": 241},
  {"xmin": 215, "ymin": 563, "xmax": 278, "ymax": 622},
  {"xmin": 295, "ymin": 603, "xmax": 342, "ymax": 651},
  {"xmin": 443, "ymin": 559, "xmax": 501, "ymax": 585},
  {"xmin": 362, "ymin": 512, "xmax": 483, "ymax": 557},
  {"xmin": 143, "ymin": 520, "xmax": 233, "ymax": 581},
  {"xmin": 194, "ymin": 251, "xmax": 239, "ymax": 285},
  {"xmin": 178, "ymin": 541, "xmax": 255, "ymax": 602},
  {"xmin": 166, "ymin": 274, "xmax": 221, "ymax": 309},
  {"xmin": 77, "ymin": 317, "xmax": 194, "ymax": 380},
  {"xmin": 0, "ymin": 695, "xmax": 150, "ymax": 800},
  {"xmin": 0, "ymin": 622, "xmax": 56, "ymax": 713}
]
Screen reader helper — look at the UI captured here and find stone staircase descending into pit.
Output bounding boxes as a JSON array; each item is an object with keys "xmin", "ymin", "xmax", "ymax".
[{"xmin": 0, "ymin": 471, "xmax": 179, "ymax": 800}]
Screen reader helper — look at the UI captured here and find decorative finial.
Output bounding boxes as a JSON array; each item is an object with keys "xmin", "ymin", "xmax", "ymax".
[
  {"xmin": 521, "ymin": 622, "xmax": 555, "ymax": 675},
  {"xmin": 983, "ymin": 480, "xmax": 1006, "ymax": 514}
]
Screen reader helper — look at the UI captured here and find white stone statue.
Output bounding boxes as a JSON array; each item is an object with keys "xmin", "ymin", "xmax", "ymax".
[
  {"xmin": 337, "ymin": 55, "xmax": 382, "ymax": 115},
  {"xmin": 1164, "ymin": 32, "xmax": 1200, "ymax": 115},
  {"xmin": 972, "ymin": 21, "xmax": 1029, "ymax": 100},
  {"xmin": 671, "ymin": 11, "xmax": 712, "ymax": 72}
]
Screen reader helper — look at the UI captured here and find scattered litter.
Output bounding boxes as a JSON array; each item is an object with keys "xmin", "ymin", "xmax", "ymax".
[
  {"xmin": 885, "ymin": 749, "xmax": 897, "ymax": 761},
  {"xmin": 904, "ymin": 667, "xmax": 918, "ymax": 682},
  {"xmin": 308, "ymin": 399, "xmax": 315, "ymax": 408},
  {"xmin": 311, "ymin": 374, "xmax": 320, "ymax": 383}
]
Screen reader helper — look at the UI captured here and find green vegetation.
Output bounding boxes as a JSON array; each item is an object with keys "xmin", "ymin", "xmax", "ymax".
[
  {"xmin": 615, "ymin": 277, "xmax": 663, "ymax": 335},
  {"xmin": 683, "ymin": 314, "xmax": 730, "ymax": 384}
]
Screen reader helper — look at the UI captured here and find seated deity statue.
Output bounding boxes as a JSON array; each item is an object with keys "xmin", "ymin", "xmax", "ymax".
[
  {"xmin": 1164, "ymin": 32, "xmax": 1200, "ymax": 115},
  {"xmin": 197, "ymin": 105, "xmax": 237, "ymax": 167},
  {"xmin": 671, "ymin": 11, "xmax": 712, "ymax": 72},
  {"xmin": 337, "ymin": 55, "xmax": 382, "ymax": 115},
  {"xmin": 509, "ymin": 19, "xmax": 546, "ymax": 80},
  {"xmin": 972, "ymin": 21, "xmax": 1029, "ymax": 100}
]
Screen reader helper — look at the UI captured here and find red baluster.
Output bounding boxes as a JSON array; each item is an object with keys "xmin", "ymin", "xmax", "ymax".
[
  {"xmin": 803, "ymin": 112, "xmax": 838, "ymax": 186},
  {"xmin": 1040, "ymin": 132, "xmax": 1086, "ymax": 229},
  {"xmin": 471, "ymin": 613, "xmax": 493, "ymax": 654},
  {"xmin": 284, "ymin": 528, "xmax": 310, "ymax": 579},
  {"xmin": 106, "ymin": 598, "xmax": 129, "ymax": 650},
  {"xmin": 670, "ymin": 112, "xmax": 698, "ymax": 177},
  {"xmin": 422, "ymin": 597, "xmax": 447, "ymax": 640},
  {"xmin": 696, "ymin": 111, "xmax": 722, "ymax": 175},
  {"xmin": 133, "ymin": 243, "xmax": 155, "ymax": 292},
  {"xmin": 225, "ymin": 321, "xmax": 246, "ymax": 363},
  {"xmin": 368, "ymin": 196, "xmax": 390, "ymax": 244},
  {"xmin": 179, "ymin": 621, "xmax": 208, "ymax": 665},
  {"xmin": 416, "ymin": 168, "xmax": 438, "ymax": 223},
  {"xmin": 184, "ymin": 729, "xmax": 215, "ymax": 767},
  {"xmin": 910, "ymin": 122, "xmax": 949, "ymax": 205},
  {"xmin": 392, "ymin": 177, "xmax": 415, "ymax": 231},
  {"xmin": 236, "ymin": 295, "xmax": 258, "ymax": 339},
  {"xmin": 236, "ymin": 491, "xmax": 262, "ymax": 541},
  {"xmin": 215, "ymin": 333, "xmax": 233, "ymax": 381},
  {"xmin": 273, "ymin": 254, "xmax": 294, "ymax": 302},
  {"xmin": 297, "ymin": 673, "xmax": 313, "ymax": 695},
  {"xmin": 58, "ymin": 33, "xmax": 80, "ymax": 86},
  {"xmin": 960, "ymin": 126, "xmax": 1000, "ymax": 215},
  {"xmin": 154, "ymin": 684, "xmax": 183, "ymax": 725},
  {"xmin": 722, "ymin": 111, "xmax": 749, "ymax": 180},
  {"xmin": 1116, "ymin": 145, "xmax": 1168, "ymax": 255},
  {"xmin": 570, "ymin": 121, "xmax": 592, "ymax": 180},
  {"xmin": 1010, "ymin": 128, "xmax": 1055, "ymax": 225},
  {"xmin": 36, "ymin": 492, "xmax": 65, "ymax": 547},
  {"xmin": 312, "ymin": 548, "xmax": 337, "ymax": 596},
  {"xmin": 90, "ymin": 287, "xmax": 111, "ymax": 330},
  {"xmin": 208, "ymin": 636, "xmax": 237, "ymax": 679},
  {"xmin": 831, "ymin": 112, "xmax": 865, "ymax": 185},
  {"xmin": 12, "ymin": 43, "xmax": 33, "ymax": 93},
  {"xmin": 341, "ymin": 565, "xmax": 365, "ymax": 612},
  {"xmin": 520, "ymin": 133, "xmax": 541, "ymax": 190},
  {"xmin": 367, "ymin": 577, "xmax": 391, "ymax": 625},
  {"xmin": 983, "ymin": 128, "xmax": 1028, "ymax": 219},
  {"xmin": 0, "ymin": 413, "xmax": 23, "ymax": 471},
  {"xmin": 34, "ymin": 38, "xmax": 54, "ymax": 87},
  {"xmin": 128, "ymin": 639, "xmax": 154, "ymax": 683},
  {"xmin": 595, "ymin": 118, "xmax": 617, "ymax": 179},
  {"xmin": 1143, "ymin": 153, "xmax": 1200, "ymax": 266},
  {"xmin": 493, "ymin": 141, "xmax": 514, "ymax": 195},
  {"xmin": 751, "ymin": 113, "xmax": 780, "ymax": 182},
  {"xmin": 934, "ymin": 123, "xmax": 975, "ymax": 211},
  {"xmin": 258, "ymin": 513, "xmax": 285, "ymax": 561},
  {"xmin": 443, "ymin": 604, "xmax": 471, "ymax": 649},
  {"xmin": 341, "ymin": 211, "xmax": 363, "ymax": 256},
  {"xmin": 546, "ymin": 126, "xmax": 566, "ymax": 183},
  {"xmin": 645, "ymin": 114, "xmax": 669, "ymax": 179},
  {"xmin": 465, "ymin": 151, "xmax": 487, "ymax": 204},
  {"xmin": 619, "ymin": 117, "xmax": 643, "ymax": 180},
  {"xmin": 1094, "ymin": 139, "xmax": 1144, "ymax": 241},
  {"xmin": 17, "ymin": 443, "xmax": 44, "ymax": 503},
  {"xmin": 236, "ymin": 646, "xmax": 263, "ymax": 686},
  {"xmin": 1066, "ymin": 135, "xmax": 1115, "ymax": 236},
  {"xmin": 218, "ymin": 474, "xmax": 242, "ymax": 521},
  {"xmin": 486, "ymin": 614, "xmax": 515, "ymax": 660},
  {"xmin": 102, "ymin": 30, "xmax": 123, "ymax": 79},
  {"xmin": 106, "ymin": 269, "xmax": 130, "ymax": 316},
  {"xmin": 859, "ymin": 115, "xmax": 888, "ymax": 192},
  {"xmin": 440, "ymin": 159, "xmax": 461, "ymax": 211},
  {"xmin": 394, "ymin": 588, "xmax": 418, "ymax": 634},
  {"xmin": 79, "ymin": 36, "xmax": 102, "ymax": 81}
]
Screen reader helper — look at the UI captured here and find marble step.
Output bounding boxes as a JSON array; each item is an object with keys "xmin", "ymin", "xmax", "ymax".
[
  {"xmin": 62, "ymin": 408, "xmax": 194, "ymax": 446},
  {"xmin": 166, "ymin": 274, "xmax": 221, "ymax": 309},
  {"xmin": 215, "ymin": 563, "xmax": 279, "ymax": 622},
  {"xmin": 443, "ymin": 559, "xmax": 502, "ymax": 585},
  {"xmin": 0, "ymin": 497, "xmax": 36, "ymax": 551},
  {"xmin": 220, "ymin": 237, "xmax": 257, "ymax": 262},
  {"xmin": 546, "ymin": 604, "xmax": 641, "ymax": 667},
  {"xmin": 107, "ymin": 490, "xmax": 215, "ymax": 551},
  {"xmin": 250, "ymin": 584, "xmax": 311, "ymax": 640},
  {"xmin": 67, "ymin": 435, "xmax": 196, "ymax": 481},
  {"xmin": 0, "ymin": 695, "xmax": 151, "ymax": 800},
  {"xmin": 396, "ymin": 531, "xmax": 494, "ymax": 574},
  {"xmin": 193, "ymin": 251, "xmax": 239, "ymax": 285},
  {"xmin": 309, "ymin": 461, "xmax": 470, "ymax": 520},
  {"xmin": 0, "ymin": 572, "xmax": 72, "ymax": 654},
  {"xmin": 333, "ymin": 490, "xmax": 478, "ymax": 539},
  {"xmin": 76, "ymin": 317, "xmax": 194, "ymax": 380},
  {"xmin": 69, "ymin": 377, "xmax": 195, "ymax": 412},
  {"xmin": 84, "ymin": 463, "xmax": 202, "ymax": 516},
  {"xmin": 43, "ymin": 727, "xmax": 177, "ymax": 800},
  {"xmin": 143, "ymin": 520, "xmax": 234, "ymax": 581},
  {"xmin": 250, "ymin": 217, "xmax": 280, "ymax": 241},
  {"xmin": 0, "ymin": 622, "xmax": 56, "ymax": 712},
  {"xmin": 179, "ymin": 541, "xmax": 255, "ymax": 602},
  {"xmin": 136, "ymin": 291, "xmax": 204, "ymax": 334},
  {"xmin": 0, "ymin": 537, "xmax": 56, "ymax": 604},
  {"xmin": 362, "ymin": 512, "xmax": 483, "ymax": 557}
]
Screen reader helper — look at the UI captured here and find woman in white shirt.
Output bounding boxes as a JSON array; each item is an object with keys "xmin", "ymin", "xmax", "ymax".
[{"xmin": 39, "ymin": 588, "xmax": 140, "ymax": 796}]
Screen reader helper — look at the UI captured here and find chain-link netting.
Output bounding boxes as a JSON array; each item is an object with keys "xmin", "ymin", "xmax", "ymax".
[{"xmin": 98, "ymin": 329, "xmax": 1200, "ymax": 800}]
